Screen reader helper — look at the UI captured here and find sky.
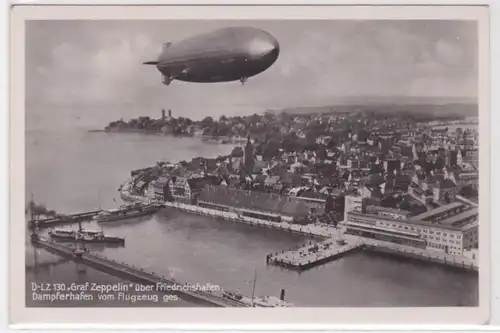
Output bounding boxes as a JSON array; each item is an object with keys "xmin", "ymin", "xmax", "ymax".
[{"xmin": 25, "ymin": 20, "xmax": 478, "ymax": 126}]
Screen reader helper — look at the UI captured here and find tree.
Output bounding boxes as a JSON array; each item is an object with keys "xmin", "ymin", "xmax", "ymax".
[
  {"xmin": 219, "ymin": 115, "xmax": 228, "ymax": 122},
  {"xmin": 263, "ymin": 140, "xmax": 280, "ymax": 161},
  {"xmin": 201, "ymin": 116, "xmax": 214, "ymax": 128},
  {"xmin": 263, "ymin": 111, "xmax": 275, "ymax": 121},
  {"xmin": 231, "ymin": 146, "xmax": 244, "ymax": 158},
  {"xmin": 248, "ymin": 113, "xmax": 261, "ymax": 125},
  {"xmin": 281, "ymin": 132, "xmax": 299, "ymax": 153}
]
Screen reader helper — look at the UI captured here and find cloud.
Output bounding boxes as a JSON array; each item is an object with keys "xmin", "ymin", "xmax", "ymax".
[
  {"xmin": 435, "ymin": 39, "xmax": 465, "ymax": 66},
  {"xmin": 26, "ymin": 20, "xmax": 478, "ymax": 124}
]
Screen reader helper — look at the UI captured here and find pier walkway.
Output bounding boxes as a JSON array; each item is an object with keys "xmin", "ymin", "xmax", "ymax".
[
  {"xmin": 268, "ymin": 238, "xmax": 364, "ymax": 270},
  {"xmin": 268, "ymin": 233, "xmax": 478, "ymax": 272},
  {"xmin": 31, "ymin": 211, "xmax": 101, "ymax": 229},
  {"xmin": 31, "ymin": 236, "xmax": 247, "ymax": 307}
]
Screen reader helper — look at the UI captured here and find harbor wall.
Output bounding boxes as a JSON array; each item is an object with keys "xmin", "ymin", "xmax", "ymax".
[
  {"xmin": 31, "ymin": 237, "xmax": 246, "ymax": 307},
  {"xmin": 362, "ymin": 243, "xmax": 478, "ymax": 272}
]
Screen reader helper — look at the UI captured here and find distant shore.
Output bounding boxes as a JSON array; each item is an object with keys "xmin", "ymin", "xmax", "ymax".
[{"xmin": 87, "ymin": 129, "xmax": 193, "ymax": 137}]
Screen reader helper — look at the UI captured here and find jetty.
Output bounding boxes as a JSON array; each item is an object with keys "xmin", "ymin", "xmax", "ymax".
[
  {"xmin": 267, "ymin": 234, "xmax": 478, "ymax": 272},
  {"xmin": 29, "ymin": 210, "xmax": 101, "ymax": 229},
  {"xmin": 268, "ymin": 238, "xmax": 363, "ymax": 270},
  {"xmin": 30, "ymin": 234, "xmax": 247, "ymax": 307}
]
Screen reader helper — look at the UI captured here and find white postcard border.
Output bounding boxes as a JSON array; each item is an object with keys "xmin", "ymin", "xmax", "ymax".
[{"xmin": 8, "ymin": 3, "xmax": 491, "ymax": 328}]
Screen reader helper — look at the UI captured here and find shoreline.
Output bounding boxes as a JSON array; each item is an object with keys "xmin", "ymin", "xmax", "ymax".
[{"xmin": 120, "ymin": 179, "xmax": 478, "ymax": 272}]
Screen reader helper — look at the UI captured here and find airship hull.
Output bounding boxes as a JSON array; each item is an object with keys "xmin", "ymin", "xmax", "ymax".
[{"xmin": 145, "ymin": 27, "xmax": 280, "ymax": 85}]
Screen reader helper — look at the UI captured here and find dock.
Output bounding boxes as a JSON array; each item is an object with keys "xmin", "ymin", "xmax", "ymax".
[
  {"xmin": 267, "ymin": 234, "xmax": 478, "ymax": 272},
  {"xmin": 30, "ymin": 210, "xmax": 101, "ymax": 229},
  {"xmin": 268, "ymin": 238, "xmax": 364, "ymax": 270},
  {"xmin": 30, "ymin": 235, "xmax": 247, "ymax": 307}
]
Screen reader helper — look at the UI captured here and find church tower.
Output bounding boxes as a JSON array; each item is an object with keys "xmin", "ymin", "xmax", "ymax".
[{"xmin": 244, "ymin": 133, "xmax": 255, "ymax": 174}]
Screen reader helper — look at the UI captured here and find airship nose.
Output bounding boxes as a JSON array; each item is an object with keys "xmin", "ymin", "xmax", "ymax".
[{"xmin": 247, "ymin": 33, "xmax": 280, "ymax": 60}]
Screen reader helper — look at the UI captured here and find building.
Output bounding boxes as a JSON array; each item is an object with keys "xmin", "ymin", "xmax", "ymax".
[
  {"xmin": 384, "ymin": 159, "xmax": 401, "ymax": 175},
  {"xmin": 342, "ymin": 198, "xmax": 478, "ymax": 255},
  {"xmin": 344, "ymin": 194, "xmax": 364, "ymax": 221},
  {"xmin": 457, "ymin": 149, "xmax": 479, "ymax": 167},
  {"xmin": 433, "ymin": 179, "xmax": 458, "ymax": 203},
  {"xmin": 243, "ymin": 134, "xmax": 255, "ymax": 174},
  {"xmin": 445, "ymin": 150, "xmax": 458, "ymax": 167},
  {"xmin": 197, "ymin": 185, "xmax": 310, "ymax": 223},
  {"xmin": 167, "ymin": 175, "xmax": 219, "ymax": 204},
  {"xmin": 445, "ymin": 170, "xmax": 479, "ymax": 190},
  {"xmin": 296, "ymin": 191, "xmax": 328, "ymax": 215},
  {"xmin": 147, "ymin": 176, "xmax": 170, "ymax": 201},
  {"xmin": 131, "ymin": 179, "xmax": 149, "ymax": 195}
]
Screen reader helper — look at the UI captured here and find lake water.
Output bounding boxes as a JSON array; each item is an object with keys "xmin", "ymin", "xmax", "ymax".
[{"xmin": 25, "ymin": 128, "xmax": 479, "ymax": 307}]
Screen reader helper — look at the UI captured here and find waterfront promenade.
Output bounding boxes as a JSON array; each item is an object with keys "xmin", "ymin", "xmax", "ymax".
[
  {"xmin": 166, "ymin": 201, "xmax": 335, "ymax": 238},
  {"xmin": 121, "ymin": 184, "xmax": 335, "ymax": 238},
  {"xmin": 359, "ymin": 236, "xmax": 478, "ymax": 271}
]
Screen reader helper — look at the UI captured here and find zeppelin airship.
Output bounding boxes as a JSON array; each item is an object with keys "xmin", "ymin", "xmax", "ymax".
[{"xmin": 143, "ymin": 26, "xmax": 280, "ymax": 86}]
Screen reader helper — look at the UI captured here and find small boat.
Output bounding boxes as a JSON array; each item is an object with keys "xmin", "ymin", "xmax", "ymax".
[
  {"xmin": 222, "ymin": 290, "xmax": 253, "ymax": 306},
  {"xmin": 94, "ymin": 202, "xmax": 161, "ymax": 223},
  {"xmin": 221, "ymin": 291, "xmax": 293, "ymax": 307},
  {"xmin": 252, "ymin": 296, "xmax": 294, "ymax": 307},
  {"xmin": 48, "ymin": 228, "xmax": 77, "ymax": 240},
  {"xmin": 48, "ymin": 228, "xmax": 125, "ymax": 244},
  {"xmin": 222, "ymin": 269, "xmax": 293, "ymax": 307}
]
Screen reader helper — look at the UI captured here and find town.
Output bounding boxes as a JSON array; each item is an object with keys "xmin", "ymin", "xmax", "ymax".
[{"xmin": 122, "ymin": 105, "xmax": 479, "ymax": 266}]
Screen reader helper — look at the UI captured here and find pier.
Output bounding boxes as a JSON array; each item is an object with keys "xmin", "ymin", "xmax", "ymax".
[
  {"xmin": 30, "ymin": 210, "xmax": 101, "ymax": 229},
  {"xmin": 268, "ymin": 238, "xmax": 364, "ymax": 270},
  {"xmin": 30, "ymin": 235, "xmax": 248, "ymax": 307},
  {"xmin": 267, "ymin": 234, "xmax": 478, "ymax": 272}
]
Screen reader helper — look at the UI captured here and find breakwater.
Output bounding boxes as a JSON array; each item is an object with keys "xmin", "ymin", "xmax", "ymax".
[
  {"xmin": 29, "ymin": 210, "xmax": 101, "ymax": 229},
  {"xmin": 30, "ymin": 235, "xmax": 247, "ymax": 307}
]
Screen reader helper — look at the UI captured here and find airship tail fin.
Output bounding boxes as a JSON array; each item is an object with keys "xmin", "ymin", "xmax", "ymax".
[{"xmin": 143, "ymin": 61, "xmax": 159, "ymax": 65}]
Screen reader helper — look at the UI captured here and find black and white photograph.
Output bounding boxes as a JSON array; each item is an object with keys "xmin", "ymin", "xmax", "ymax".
[{"xmin": 9, "ymin": 4, "xmax": 490, "ymax": 326}]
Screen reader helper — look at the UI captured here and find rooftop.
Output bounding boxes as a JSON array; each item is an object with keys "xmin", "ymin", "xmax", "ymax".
[
  {"xmin": 347, "ymin": 209, "xmax": 475, "ymax": 232},
  {"xmin": 198, "ymin": 185, "xmax": 310, "ymax": 217},
  {"xmin": 410, "ymin": 202, "xmax": 464, "ymax": 222},
  {"xmin": 438, "ymin": 207, "xmax": 479, "ymax": 227}
]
